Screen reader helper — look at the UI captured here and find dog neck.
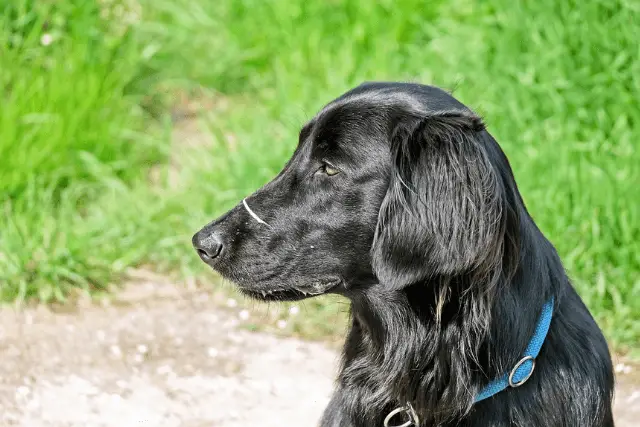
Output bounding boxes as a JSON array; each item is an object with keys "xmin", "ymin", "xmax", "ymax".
[
  {"xmin": 340, "ymin": 243, "xmax": 559, "ymax": 426},
  {"xmin": 341, "ymin": 282, "xmax": 489, "ymax": 426}
]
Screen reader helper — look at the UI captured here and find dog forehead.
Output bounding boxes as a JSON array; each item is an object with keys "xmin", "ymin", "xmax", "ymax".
[
  {"xmin": 309, "ymin": 83, "xmax": 471, "ymax": 144},
  {"xmin": 299, "ymin": 82, "xmax": 474, "ymax": 156},
  {"xmin": 313, "ymin": 103, "xmax": 384, "ymax": 144}
]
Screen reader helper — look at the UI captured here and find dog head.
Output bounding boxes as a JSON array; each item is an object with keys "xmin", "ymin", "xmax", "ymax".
[{"xmin": 193, "ymin": 82, "xmax": 517, "ymax": 300}]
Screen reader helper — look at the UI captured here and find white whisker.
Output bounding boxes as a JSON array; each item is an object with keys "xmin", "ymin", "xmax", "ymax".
[{"xmin": 243, "ymin": 198, "xmax": 270, "ymax": 227}]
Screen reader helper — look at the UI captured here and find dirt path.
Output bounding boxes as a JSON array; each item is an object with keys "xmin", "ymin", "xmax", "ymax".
[{"xmin": 0, "ymin": 278, "xmax": 637, "ymax": 427}]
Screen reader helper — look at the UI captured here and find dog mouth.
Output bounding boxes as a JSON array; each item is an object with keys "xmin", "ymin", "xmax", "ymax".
[{"xmin": 238, "ymin": 279, "xmax": 341, "ymax": 301}]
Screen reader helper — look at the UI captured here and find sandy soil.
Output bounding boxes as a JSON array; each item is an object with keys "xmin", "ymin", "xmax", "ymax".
[{"xmin": 0, "ymin": 277, "xmax": 637, "ymax": 427}]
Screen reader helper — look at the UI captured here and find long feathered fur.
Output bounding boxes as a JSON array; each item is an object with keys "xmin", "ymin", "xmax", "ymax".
[{"xmin": 323, "ymin": 90, "xmax": 614, "ymax": 427}]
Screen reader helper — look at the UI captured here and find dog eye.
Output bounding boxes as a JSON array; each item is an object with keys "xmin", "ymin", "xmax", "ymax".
[{"xmin": 319, "ymin": 162, "xmax": 340, "ymax": 176}]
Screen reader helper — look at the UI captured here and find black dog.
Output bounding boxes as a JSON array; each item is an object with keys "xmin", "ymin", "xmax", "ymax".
[{"xmin": 193, "ymin": 82, "xmax": 614, "ymax": 426}]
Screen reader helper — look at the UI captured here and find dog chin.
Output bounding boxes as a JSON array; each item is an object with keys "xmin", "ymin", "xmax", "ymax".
[{"xmin": 237, "ymin": 280, "xmax": 341, "ymax": 301}]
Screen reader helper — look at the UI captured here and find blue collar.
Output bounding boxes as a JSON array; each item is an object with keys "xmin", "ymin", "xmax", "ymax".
[
  {"xmin": 474, "ymin": 296, "xmax": 555, "ymax": 403},
  {"xmin": 384, "ymin": 297, "xmax": 556, "ymax": 427}
]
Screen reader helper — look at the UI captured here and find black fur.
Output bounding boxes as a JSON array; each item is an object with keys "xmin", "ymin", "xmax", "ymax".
[{"xmin": 192, "ymin": 82, "xmax": 615, "ymax": 426}]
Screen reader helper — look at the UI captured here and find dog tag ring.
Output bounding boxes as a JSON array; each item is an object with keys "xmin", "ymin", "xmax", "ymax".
[
  {"xmin": 508, "ymin": 355, "xmax": 536, "ymax": 387},
  {"xmin": 384, "ymin": 402, "xmax": 419, "ymax": 427}
]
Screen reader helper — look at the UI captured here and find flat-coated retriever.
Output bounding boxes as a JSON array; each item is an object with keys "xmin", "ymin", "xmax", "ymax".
[{"xmin": 192, "ymin": 82, "xmax": 614, "ymax": 426}]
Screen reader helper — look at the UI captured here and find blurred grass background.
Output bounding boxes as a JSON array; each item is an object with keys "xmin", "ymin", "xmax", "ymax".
[{"xmin": 0, "ymin": 0, "xmax": 638, "ymax": 353}]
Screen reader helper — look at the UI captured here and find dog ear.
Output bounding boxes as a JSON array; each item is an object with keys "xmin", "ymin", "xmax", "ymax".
[{"xmin": 372, "ymin": 111, "xmax": 507, "ymax": 289}]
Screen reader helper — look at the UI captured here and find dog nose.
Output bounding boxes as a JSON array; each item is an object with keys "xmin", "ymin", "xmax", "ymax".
[{"xmin": 192, "ymin": 231, "xmax": 224, "ymax": 261}]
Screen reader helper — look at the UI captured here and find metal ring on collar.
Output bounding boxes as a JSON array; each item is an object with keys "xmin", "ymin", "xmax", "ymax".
[
  {"xmin": 508, "ymin": 355, "xmax": 536, "ymax": 388},
  {"xmin": 383, "ymin": 402, "xmax": 419, "ymax": 427}
]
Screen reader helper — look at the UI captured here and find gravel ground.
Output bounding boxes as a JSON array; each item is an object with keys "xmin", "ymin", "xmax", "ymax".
[{"xmin": 0, "ymin": 277, "xmax": 637, "ymax": 427}]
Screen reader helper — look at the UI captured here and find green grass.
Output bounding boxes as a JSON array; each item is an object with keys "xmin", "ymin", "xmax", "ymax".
[
  {"xmin": 0, "ymin": 1, "xmax": 163, "ymax": 197},
  {"xmin": 1, "ymin": 0, "xmax": 638, "ymax": 353}
]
